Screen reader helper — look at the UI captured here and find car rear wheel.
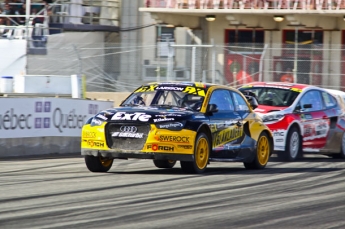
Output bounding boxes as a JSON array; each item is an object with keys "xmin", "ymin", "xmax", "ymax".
[
  {"xmin": 331, "ymin": 132, "xmax": 345, "ymax": 159},
  {"xmin": 278, "ymin": 126, "xmax": 302, "ymax": 162},
  {"xmin": 244, "ymin": 132, "xmax": 271, "ymax": 169},
  {"xmin": 85, "ymin": 155, "xmax": 114, "ymax": 172},
  {"xmin": 153, "ymin": 159, "xmax": 176, "ymax": 168},
  {"xmin": 180, "ymin": 132, "xmax": 210, "ymax": 174}
]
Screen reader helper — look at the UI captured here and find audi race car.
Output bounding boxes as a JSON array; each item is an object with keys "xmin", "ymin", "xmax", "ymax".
[
  {"xmin": 81, "ymin": 82, "xmax": 273, "ymax": 174},
  {"xmin": 239, "ymin": 82, "xmax": 345, "ymax": 161}
]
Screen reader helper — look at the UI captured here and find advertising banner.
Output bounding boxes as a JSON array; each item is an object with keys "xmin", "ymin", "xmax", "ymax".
[{"xmin": 0, "ymin": 98, "xmax": 113, "ymax": 138}]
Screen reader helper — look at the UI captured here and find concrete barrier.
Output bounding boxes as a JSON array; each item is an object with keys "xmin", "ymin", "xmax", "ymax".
[
  {"xmin": 0, "ymin": 97, "xmax": 113, "ymax": 158},
  {"xmin": 85, "ymin": 92, "xmax": 131, "ymax": 107}
]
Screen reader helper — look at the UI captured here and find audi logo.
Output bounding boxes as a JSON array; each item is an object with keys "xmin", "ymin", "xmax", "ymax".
[{"xmin": 120, "ymin": 126, "xmax": 138, "ymax": 133}]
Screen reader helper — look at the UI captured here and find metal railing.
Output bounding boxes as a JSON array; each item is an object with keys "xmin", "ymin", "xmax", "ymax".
[{"xmin": 143, "ymin": 0, "xmax": 345, "ymax": 10}]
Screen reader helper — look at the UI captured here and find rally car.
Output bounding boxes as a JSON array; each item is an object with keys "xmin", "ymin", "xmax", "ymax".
[
  {"xmin": 239, "ymin": 82, "xmax": 345, "ymax": 161},
  {"xmin": 81, "ymin": 82, "xmax": 273, "ymax": 174}
]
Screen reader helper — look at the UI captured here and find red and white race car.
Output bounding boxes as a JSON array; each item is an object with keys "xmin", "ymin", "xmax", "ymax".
[{"xmin": 239, "ymin": 82, "xmax": 345, "ymax": 161}]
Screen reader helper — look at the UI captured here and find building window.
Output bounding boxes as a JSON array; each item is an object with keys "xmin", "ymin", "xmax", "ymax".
[
  {"xmin": 225, "ymin": 29, "xmax": 264, "ymax": 54},
  {"xmin": 156, "ymin": 26, "xmax": 175, "ymax": 58}
]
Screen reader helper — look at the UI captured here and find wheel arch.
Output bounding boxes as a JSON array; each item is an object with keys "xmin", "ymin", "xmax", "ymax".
[
  {"xmin": 261, "ymin": 129, "xmax": 274, "ymax": 156},
  {"xmin": 196, "ymin": 124, "xmax": 212, "ymax": 145}
]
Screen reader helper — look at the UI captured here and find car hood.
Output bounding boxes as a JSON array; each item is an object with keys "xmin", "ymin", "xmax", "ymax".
[
  {"xmin": 254, "ymin": 105, "xmax": 289, "ymax": 114},
  {"xmin": 93, "ymin": 106, "xmax": 198, "ymax": 123}
]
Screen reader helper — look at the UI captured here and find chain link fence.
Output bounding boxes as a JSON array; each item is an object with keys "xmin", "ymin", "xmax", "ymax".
[{"xmin": 24, "ymin": 42, "xmax": 345, "ymax": 92}]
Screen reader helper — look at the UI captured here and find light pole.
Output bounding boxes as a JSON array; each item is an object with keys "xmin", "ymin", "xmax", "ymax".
[
  {"xmin": 156, "ymin": 24, "xmax": 162, "ymax": 83},
  {"xmin": 293, "ymin": 25, "xmax": 298, "ymax": 83}
]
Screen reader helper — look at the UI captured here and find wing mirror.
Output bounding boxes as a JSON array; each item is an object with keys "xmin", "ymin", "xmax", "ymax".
[
  {"xmin": 207, "ymin": 104, "xmax": 218, "ymax": 114},
  {"xmin": 247, "ymin": 96, "xmax": 259, "ymax": 110},
  {"xmin": 303, "ymin": 104, "xmax": 312, "ymax": 109}
]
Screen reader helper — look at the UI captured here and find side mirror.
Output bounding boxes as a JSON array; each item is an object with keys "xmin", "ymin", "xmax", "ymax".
[
  {"xmin": 207, "ymin": 104, "xmax": 218, "ymax": 114},
  {"xmin": 303, "ymin": 104, "xmax": 312, "ymax": 109},
  {"xmin": 247, "ymin": 96, "xmax": 259, "ymax": 110}
]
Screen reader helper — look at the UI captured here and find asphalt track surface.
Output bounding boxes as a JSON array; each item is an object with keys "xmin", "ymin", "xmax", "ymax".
[{"xmin": 0, "ymin": 155, "xmax": 344, "ymax": 229}]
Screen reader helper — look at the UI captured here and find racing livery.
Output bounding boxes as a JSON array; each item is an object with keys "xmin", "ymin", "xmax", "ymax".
[
  {"xmin": 81, "ymin": 82, "xmax": 273, "ymax": 173},
  {"xmin": 239, "ymin": 82, "xmax": 345, "ymax": 161}
]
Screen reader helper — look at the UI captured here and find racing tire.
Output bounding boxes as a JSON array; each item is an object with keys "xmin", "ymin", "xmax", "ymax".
[
  {"xmin": 153, "ymin": 160, "xmax": 176, "ymax": 168},
  {"xmin": 85, "ymin": 155, "xmax": 114, "ymax": 172},
  {"xmin": 331, "ymin": 132, "xmax": 345, "ymax": 159},
  {"xmin": 180, "ymin": 132, "xmax": 210, "ymax": 174},
  {"xmin": 278, "ymin": 126, "xmax": 302, "ymax": 162},
  {"xmin": 244, "ymin": 132, "xmax": 271, "ymax": 170}
]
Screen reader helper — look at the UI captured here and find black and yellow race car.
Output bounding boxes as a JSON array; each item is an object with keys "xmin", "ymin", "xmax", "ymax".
[{"xmin": 81, "ymin": 82, "xmax": 273, "ymax": 174}]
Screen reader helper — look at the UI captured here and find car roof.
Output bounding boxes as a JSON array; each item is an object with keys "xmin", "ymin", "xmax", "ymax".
[
  {"xmin": 240, "ymin": 81, "xmax": 315, "ymax": 90},
  {"xmin": 145, "ymin": 81, "xmax": 235, "ymax": 91}
]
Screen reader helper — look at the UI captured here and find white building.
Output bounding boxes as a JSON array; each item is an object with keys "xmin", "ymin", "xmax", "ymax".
[{"xmin": 138, "ymin": 0, "xmax": 345, "ymax": 90}]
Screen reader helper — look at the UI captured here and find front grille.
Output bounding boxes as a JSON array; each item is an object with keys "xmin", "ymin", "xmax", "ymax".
[{"xmin": 105, "ymin": 123, "xmax": 151, "ymax": 150}]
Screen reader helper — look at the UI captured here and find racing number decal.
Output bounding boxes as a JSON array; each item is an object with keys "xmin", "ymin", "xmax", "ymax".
[
  {"xmin": 290, "ymin": 88, "xmax": 302, "ymax": 93},
  {"xmin": 183, "ymin": 86, "xmax": 206, "ymax": 96}
]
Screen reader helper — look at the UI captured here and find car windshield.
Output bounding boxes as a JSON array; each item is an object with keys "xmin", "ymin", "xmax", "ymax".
[
  {"xmin": 121, "ymin": 85, "xmax": 206, "ymax": 111},
  {"xmin": 240, "ymin": 87, "xmax": 300, "ymax": 107}
]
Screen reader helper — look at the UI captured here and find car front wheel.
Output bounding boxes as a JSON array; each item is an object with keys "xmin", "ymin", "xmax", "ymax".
[
  {"xmin": 153, "ymin": 159, "xmax": 176, "ymax": 168},
  {"xmin": 180, "ymin": 132, "xmax": 210, "ymax": 174},
  {"xmin": 278, "ymin": 126, "xmax": 302, "ymax": 161},
  {"xmin": 85, "ymin": 155, "xmax": 114, "ymax": 172},
  {"xmin": 244, "ymin": 132, "xmax": 271, "ymax": 169}
]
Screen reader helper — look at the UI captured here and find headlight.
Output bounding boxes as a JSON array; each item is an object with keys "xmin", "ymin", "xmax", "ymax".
[
  {"xmin": 262, "ymin": 113, "xmax": 285, "ymax": 123},
  {"xmin": 156, "ymin": 121, "xmax": 185, "ymax": 131},
  {"xmin": 90, "ymin": 117, "xmax": 104, "ymax": 127}
]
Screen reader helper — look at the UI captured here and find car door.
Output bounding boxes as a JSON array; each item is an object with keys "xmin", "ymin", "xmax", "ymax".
[
  {"xmin": 297, "ymin": 90, "xmax": 329, "ymax": 149},
  {"xmin": 207, "ymin": 89, "xmax": 244, "ymax": 158}
]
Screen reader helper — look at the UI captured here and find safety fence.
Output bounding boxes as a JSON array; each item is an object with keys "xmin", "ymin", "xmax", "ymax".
[{"xmin": 2, "ymin": 41, "xmax": 345, "ymax": 92}]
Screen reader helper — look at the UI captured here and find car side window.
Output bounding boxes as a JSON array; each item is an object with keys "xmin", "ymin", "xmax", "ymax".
[
  {"xmin": 299, "ymin": 90, "xmax": 323, "ymax": 112},
  {"xmin": 232, "ymin": 92, "xmax": 250, "ymax": 111},
  {"xmin": 209, "ymin": 89, "xmax": 234, "ymax": 111},
  {"xmin": 321, "ymin": 92, "xmax": 337, "ymax": 109}
]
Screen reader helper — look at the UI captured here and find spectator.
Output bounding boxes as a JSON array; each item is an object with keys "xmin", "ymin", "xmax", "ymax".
[
  {"xmin": 0, "ymin": 7, "xmax": 4, "ymax": 25},
  {"xmin": 2, "ymin": 3, "xmax": 15, "ymax": 26},
  {"xmin": 16, "ymin": 2, "xmax": 26, "ymax": 25},
  {"xmin": 281, "ymin": 68, "xmax": 294, "ymax": 83}
]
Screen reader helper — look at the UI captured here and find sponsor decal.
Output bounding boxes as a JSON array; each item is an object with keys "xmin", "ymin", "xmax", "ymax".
[
  {"xmin": 84, "ymin": 139, "xmax": 105, "ymax": 147},
  {"xmin": 82, "ymin": 130, "xmax": 96, "ymax": 138},
  {"xmin": 155, "ymin": 114, "xmax": 182, "ymax": 117},
  {"xmin": 194, "ymin": 115, "xmax": 205, "ymax": 119},
  {"xmin": 153, "ymin": 118, "xmax": 174, "ymax": 122},
  {"xmin": 303, "ymin": 119, "xmax": 330, "ymax": 140},
  {"xmin": 273, "ymin": 131, "xmax": 284, "ymax": 137},
  {"xmin": 156, "ymin": 86, "xmax": 184, "ymax": 91},
  {"xmin": 112, "ymin": 132, "xmax": 144, "ymax": 138},
  {"xmin": 157, "ymin": 135, "xmax": 190, "ymax": 143},
  {"xmin": 275, "ymin": 139, "xmax": 284, "ymax": 142},
  {"xmin": 213, "ymin": 127, "xmax": 243, "ymax": 148},
  {"xmin": 147, "ymin": 144, "xmax": 174, "ymax": 151},
  {"xmin": 96, "ymin": 114, "xmax": 108, "ymax": 120},
  {"xmin": 177, "ymin": 145, "xmax": 193, "ymax": 149},
  {"xmin": 156, "ymin": 122, "xmax": 183, "ymax": 129},
  {"xmin": 111, "ymin": 112, "xmax": 151, "ymax": 122}
]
